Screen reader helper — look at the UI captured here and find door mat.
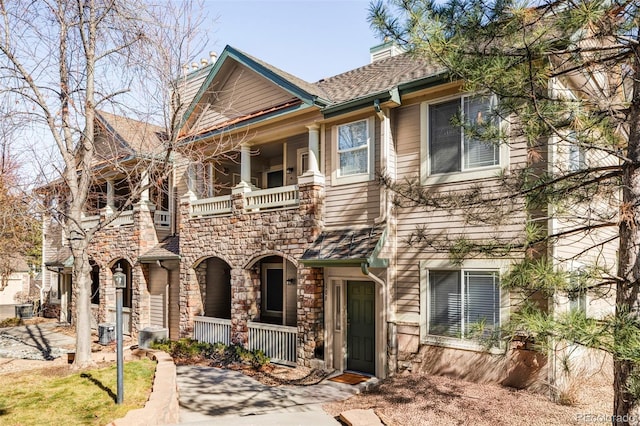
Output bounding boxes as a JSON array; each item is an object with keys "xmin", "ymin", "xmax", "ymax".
[{"xmin": 328, "ymin": 372, "xmax": 370, "ymax": 385}]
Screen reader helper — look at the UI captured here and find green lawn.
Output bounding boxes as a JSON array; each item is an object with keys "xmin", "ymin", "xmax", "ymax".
[{"xmin": 0, "ymin": 359, "xmax": 156, "ymax": 425}]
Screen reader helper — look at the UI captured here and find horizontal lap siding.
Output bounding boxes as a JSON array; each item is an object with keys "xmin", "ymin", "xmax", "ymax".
[
  {"xmin": 194, "ymin": 65, "xmax": 294, "ymax": 133},
  {"xmin": 324, "ymin": 116, "xmax": 381, "ymax": 227},
  {"xmin": 393, "ymin": 103, "xmax": 528, "ymax": 318}
]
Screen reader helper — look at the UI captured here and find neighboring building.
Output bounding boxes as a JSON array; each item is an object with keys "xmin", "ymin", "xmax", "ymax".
[
  {"xmin": 41, "ymin": 41, "xmax": 616, "ymax": 391},
  {"xmin": 0, "ymin": 256, "xmax": 33, "ymax": 319}
]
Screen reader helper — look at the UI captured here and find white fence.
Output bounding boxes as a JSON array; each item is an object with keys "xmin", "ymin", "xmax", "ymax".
[
  {"xmin": 192, "ymin": 317, "xmax": 298, "ymax": 366},
  {"xmin": 191, "ymin": 195, "xmax": 233, "ymax": 217},
  {"xmin": 248, "ymin": 321, "xmax": 297, "ymax": 366},
  {"xmin": 245, "ymin": 185, "xmax": 299, "ymax": 211},
  {"xmin": 193, "ymin": 316, "xmax": 231, "ymax": 345}
]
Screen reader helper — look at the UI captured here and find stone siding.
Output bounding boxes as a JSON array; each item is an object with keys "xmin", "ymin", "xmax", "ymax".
[{"xmin": 179, "ymin": 181, "xmax": 325, "ymax": 366}]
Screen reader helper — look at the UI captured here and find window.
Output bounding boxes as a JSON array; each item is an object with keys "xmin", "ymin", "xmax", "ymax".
[
  {"xmin": 332, "ymin": 117, "xmax": 375, "ymax": 184},
  {"xmin": 297, "ymin": 148, "xmax": 309, "ymax": 176},
  {"xmin": 428, "ymin": 95, "xmax": 499, "ymax": 175},
  {"xmin": 568, "ymin": 133, "xmax": 587, "ymax": 172},
  {"xmin": 338, "ymin": 119, "xmax": 369, "ymax": 176},
  {"xmin": 428, "ymin": 270, "xmax": 500, "ymax": 340}
]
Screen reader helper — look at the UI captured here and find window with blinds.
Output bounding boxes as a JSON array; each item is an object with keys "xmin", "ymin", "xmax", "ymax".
[
  {"xmin": 429, "ymin": 269, "xmax": 500, "ymax": 339},
  {"xmin": 428, "ymin": 95, "xmax": 499, "ymax": 174}
]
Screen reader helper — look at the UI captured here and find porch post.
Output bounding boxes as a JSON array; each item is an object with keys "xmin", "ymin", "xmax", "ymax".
[
  {"xmin": 306, "ymin": 124, "xmax": 320, "ymax": 174},
  {"xmin": 239, "ymin": 143, "xmax": 252, "ymax": 188},
  {"xmin": 106, "ymin": 179, "xmax": 115, "ymax": 215},
  {"xmin": 139, "ymin": 170, "xmax": 150, "ymax": 205}
]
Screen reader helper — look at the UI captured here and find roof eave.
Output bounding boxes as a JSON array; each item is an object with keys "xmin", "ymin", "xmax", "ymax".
[{"xmin": 322, "ymin": 72, "xmax": 449, "ymax": 118}]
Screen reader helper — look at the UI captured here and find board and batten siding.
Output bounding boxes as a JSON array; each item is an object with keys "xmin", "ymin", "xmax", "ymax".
[
  {"xmin": 393, "ymin": 102, "xmax": 529, "ymax": 318},
  {"xmin": 323, "ymin": 115, "xmax": 381, "ymax": 227},
  {"xmin": 192, "ymin": 64, "xmax": 295, "ymax": 134}
]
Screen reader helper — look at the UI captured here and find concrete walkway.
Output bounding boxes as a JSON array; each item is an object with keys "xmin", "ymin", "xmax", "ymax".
[
  {"xmin": 0, "ymin": 322, "xmax": 75, "ymax": 360},
  {"xmin": 176, "ymin": 365, "xmax": 368, "ymax": 425}
]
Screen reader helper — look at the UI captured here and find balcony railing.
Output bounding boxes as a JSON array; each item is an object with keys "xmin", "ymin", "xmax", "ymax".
[
  {"xmin": 81, "ymin": 214, "xmax": 101, "ymax": 230},
  {"xmin": 191, "ymin": 195, "xmax": 233, "ymax": 217},
  {"xmin": 154, "ymin": 210, "xmax": 171, "ymax": 229},
  {"xmin": 245, "ymin": 185, "xmax": 299, "ymax": 211},
  {"xmin": 109, "ymin": 210, "xmax": 134, "ymax": 227}
]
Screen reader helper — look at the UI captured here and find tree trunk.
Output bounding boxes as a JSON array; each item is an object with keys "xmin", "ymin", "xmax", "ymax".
[
  {"xmin": 614, "ymin": 40, "xmax": 640, "ymax": 425},
  {"xmin": 69, "ymin": 221, "xmax": 95, "ymax": 369}
]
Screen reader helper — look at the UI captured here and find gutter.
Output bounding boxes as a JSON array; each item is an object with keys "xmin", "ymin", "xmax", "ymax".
[{"xmin": 322, "ymin": 72, "xmax": 449, "ymax": 118}]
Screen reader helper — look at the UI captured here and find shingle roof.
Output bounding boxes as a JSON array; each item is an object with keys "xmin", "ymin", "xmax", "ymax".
[
  {"xmin": 96, "ymin": 111, "xmax": 166, "ymax": 159},
  {"xmin": 139, "ymin": 236, "xmax": 180, "ymax": 262},
  {"xmin": 301, "ymin": 225, "xmax": 386, "ymax": 264},
  {"xmin": 314, "ymin": 53, "xmax": 446, "ymax": 104}
]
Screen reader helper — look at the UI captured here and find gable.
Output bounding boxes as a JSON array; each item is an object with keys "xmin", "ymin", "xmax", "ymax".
[{"xmin": 186, "ymin": 61, "xmax": 298, "ymax": 136}]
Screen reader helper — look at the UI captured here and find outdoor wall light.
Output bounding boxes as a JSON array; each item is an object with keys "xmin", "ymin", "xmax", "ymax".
[
  {"xmin": 286, "ymin": 278, "xmax": 296, "ymax": 285},
  {"xmin": 286, "ymin": 167, "xmax": 294, "ymax": 174}
]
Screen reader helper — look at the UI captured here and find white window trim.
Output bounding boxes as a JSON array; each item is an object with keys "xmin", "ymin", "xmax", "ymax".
[
  {"xmin": 262, "ymin": 262, "xmax": 284, "ymax": 316},
  {"xmin": 297, "ymin": 147, "xmax": 309, "ymax": 177},
  {"xmin": 331, "ymin": 116, "xmax": 375, "ymax": 186},
  {"xmin": 420, "ymin": 94, "xmax": 509, "ymax": 185},
  {"xmin": 419, "ymin": 259, "xmax": 510, "ymax": 353}
]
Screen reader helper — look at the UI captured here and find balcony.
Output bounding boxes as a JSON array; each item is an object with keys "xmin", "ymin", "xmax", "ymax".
[
  {"xmin": 189, "ymin": 185, "xmax": 300, "ymax": 218},
  {"xmin": 80, "ymin": 208, "xmax": 171, "ymax": 230}
]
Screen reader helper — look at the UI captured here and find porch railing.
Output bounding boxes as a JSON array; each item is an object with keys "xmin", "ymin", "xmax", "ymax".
[
  {"xmin": 192, "ymin": 317, "xmax": 298, "ymax": 366},
  {"xmin": 81, "ymin": 214, "xmax": 101, "ymax": 230},
  {"xmin": 191, "ymin": 195, "xmax": 233, "ymax": 217},
  {"xmin": 245, "ymin": 185, "xmax": 299, "ymax": 211},
  {"xmin": 109, "ymin": 210, "xmax": 134, "ymax": 227},
  {"xmin": 193, "ymin": 316, "xmax": 231, "ymax": 345},
  {"xmin": 154, "ymin": 210, "xmax": 171, "ymax": 229},
  {"xmin": 248, "ymin": 321, "xmax": 297, "ymax": 366}
]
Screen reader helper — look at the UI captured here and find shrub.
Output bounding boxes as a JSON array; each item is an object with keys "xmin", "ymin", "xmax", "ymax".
[
  {"xmin": 0, "ymin": 317, "xmax": 21, "ymax": 328},
  {"xmin": 149, "ymin": 339, "xmax": 270, "ymax": 368}
]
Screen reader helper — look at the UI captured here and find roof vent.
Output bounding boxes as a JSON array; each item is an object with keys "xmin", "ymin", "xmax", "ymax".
[
  {"xmin": 209, "ymin": 51, "xmax": 218, "ymax": 63},
  {"xmin": 191, "ymin": 62, "xmax": 199, "ymax": 70},
  {"xmin": 370, "ymin": 39, "xmax": 405, "ymax": 63},
  {"xmin": 200, "ymin": 58, "xmax": 208, "ymax": 67}
]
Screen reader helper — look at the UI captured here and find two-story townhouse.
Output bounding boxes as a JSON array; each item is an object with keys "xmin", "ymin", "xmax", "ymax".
[
  {"xmin": 42, "ymin": 40, "xmax": 617, "ymax": 391},
  {"xmin": 42, "ymin": 110, "xmax": 173, "ymax": 333}
]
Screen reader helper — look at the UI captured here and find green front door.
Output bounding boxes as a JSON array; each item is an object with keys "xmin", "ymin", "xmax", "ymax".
[{"xmin": 347, "ymin": 281, "xmax": 375, "ymax": 374}]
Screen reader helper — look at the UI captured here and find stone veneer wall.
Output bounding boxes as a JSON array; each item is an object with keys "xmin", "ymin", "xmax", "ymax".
[
  {"xmin": 179, "ymin": 181, "xmax": 325, "ymax": 366},
  {"xmin": 88, "ymin": 204, "xmax": 159, "ymax": 337}
]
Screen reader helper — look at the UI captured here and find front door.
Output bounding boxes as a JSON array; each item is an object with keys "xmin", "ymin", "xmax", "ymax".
[{"xmin": 347, "ymin": 281, "xmax": 375, "ymax": 374}]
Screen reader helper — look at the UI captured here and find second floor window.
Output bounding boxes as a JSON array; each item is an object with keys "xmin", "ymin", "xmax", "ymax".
[
  {"xmin": 429, "ymin": 95, "xmax": 499, "ymax": 174},
  {"xmin": 337, "ymin": 119, "xmax": 369, "ymax": 177}
]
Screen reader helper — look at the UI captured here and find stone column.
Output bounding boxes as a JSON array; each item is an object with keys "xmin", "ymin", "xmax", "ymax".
[
  {"xmin": 296, "ymin": 265, "xmax": 324, "ymax": 367},
  {"xmin": 230, "ymin": 268, "xmax": 255, "ymax": 346}
]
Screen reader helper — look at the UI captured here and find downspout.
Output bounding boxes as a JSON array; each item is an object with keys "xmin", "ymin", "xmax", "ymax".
[
  {"xmin": 374, "ymin": 103, "xmax": 390, "ymax": 225},
  {"xmin": 361, "ymin": 262, "xmax": 395, "ymax": 377}
]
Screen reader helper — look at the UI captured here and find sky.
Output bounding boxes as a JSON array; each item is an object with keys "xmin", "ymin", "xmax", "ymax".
[{"xmin": 201, "ymin": 0, "xmax": 383, "ymax": 82}]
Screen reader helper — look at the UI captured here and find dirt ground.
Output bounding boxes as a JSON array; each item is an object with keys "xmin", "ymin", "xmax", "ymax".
[{"xmin": 322, "ymin": 369, "xmax": 613, "ymax": 426}]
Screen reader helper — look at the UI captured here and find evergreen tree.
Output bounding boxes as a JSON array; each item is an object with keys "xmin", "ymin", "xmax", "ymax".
[{"xmin": 370, "ymin": 0, "xmax": 640, "ymax": 421}]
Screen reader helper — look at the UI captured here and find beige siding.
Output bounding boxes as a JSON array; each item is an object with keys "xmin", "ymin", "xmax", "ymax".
[
  {"xmin": 393, "ymin": 102, "xmax": 529, "ymax": 317},
  {"xmin": 191, "ymin": 64, "xmax": 294, "ymax": 134},
  {"xmin": 148, "ymin": 265, "xmax": 167, "ymax": 328},
  {"xmin": 324, "ymin": 115, "xmax": 381, "ymax": 227}
]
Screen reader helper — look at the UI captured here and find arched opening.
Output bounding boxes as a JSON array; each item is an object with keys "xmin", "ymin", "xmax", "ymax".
[
  {"xmin": 196, "ymin": 257, "xmax": 231, "ymax": 319},
  {"xmin": 253, "ymin": 255, "xmax": 297, "ymax": 327}
]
